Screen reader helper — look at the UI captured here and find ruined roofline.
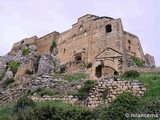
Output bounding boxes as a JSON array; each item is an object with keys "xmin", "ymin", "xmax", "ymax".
[
  {"xmin": 93, "ymin": 16, "xmax": 114, "ymax": 21},
  {"xmin": 77, "ymin": 14, "xmax": 99, "ymax": 20},
  {"xmin": 145, "ymin": 53, "xmax": 154, "ymax": 58},
  {"xmin": 72, "ymin": 14, "xmax": 115, "ymax": 27},
  {"xmin": 123, "ymin": 31, "xmax": 138, "ymax": 38},
  {"xmin": 38, "ymin": 31, "xmax": 60, "ymax": 39},
  {"xmin": 60, "ymin": 30, "xmax": 70, "ymax": 35}
]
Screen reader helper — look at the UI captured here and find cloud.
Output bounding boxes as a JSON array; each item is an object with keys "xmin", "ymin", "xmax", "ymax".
[{"xmin": 0, "ymin": 0, "xmax": 159, "ymax": 66}]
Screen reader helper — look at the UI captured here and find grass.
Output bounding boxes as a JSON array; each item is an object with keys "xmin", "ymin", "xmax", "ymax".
[
  {"xmin": 53, "ymin": 72, "xmax": 87, "ymax": 82},
  {"xmin": 0, "ymin": 104, "xmax": 14, "ymax": 117},
  {"xmin": 36, "ymin": 100, "xmax": 76, "ymax": 110},
  {"xmin": 0, "ymin": 100, "xmax": 82, "ymax": 117},
  {"xmin": 138, "ymin": 72, "xmax": 160, "ymax": 98},
  {"xmin": 36, "ymin": 89, "xmax": 61, "ymax": 96},
  {"xmin": 2, "ymin": 78, "xmax": 14, "ymax": 89},
  {"xmin": 77, "ymin": 80, "xmax": 95, "ymax": 100},
  {"xmin": 8, "ymin": 61, "xmax": 19, "ymax": 75},
  {"xmin": 131, "ymin": 56, "xmax": 144, "ymax": 67},
  {"xmin": 22, "ymin": 48, "xmax": 30, "ymax": 56}
]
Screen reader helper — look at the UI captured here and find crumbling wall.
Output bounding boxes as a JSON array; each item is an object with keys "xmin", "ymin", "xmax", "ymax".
[
  {"xmin": 11, "ymin": 36, "xmax": 38, "ymax": 51},
  {"xmin": 145, "ymin": 54, "xmax": 156, "ymax": 67},
  {"xmin": 37, "ymin": 31, "xmax": 59, "ymax": 55},
  {"xmin": 124, "ymin": 31, "xmax": 145, "ymax": 61},
  {"xmin": 30, "ymin": 77, "xmax": 146, "ymax": 108}
]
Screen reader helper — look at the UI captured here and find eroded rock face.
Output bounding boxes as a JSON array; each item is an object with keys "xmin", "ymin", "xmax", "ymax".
[
  {"xmin": 37, "ymin": 55, "xmax": 55, "ymax": 75},
  {"xmin": 14, "ymin": 60, "xmax": 35, "ymax": 80},
  {"xmin": 3, "ymin": 69, "xmax": 13, "ymax": 81}
]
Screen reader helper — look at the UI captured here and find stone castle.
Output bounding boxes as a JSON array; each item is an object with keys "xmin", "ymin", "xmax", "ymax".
[{"xmin": 11, "ymin": 14, "xmax": 156, "ymax": 79}]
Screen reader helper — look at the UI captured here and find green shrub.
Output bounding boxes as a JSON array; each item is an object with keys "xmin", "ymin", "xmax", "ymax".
[
  {"xmin": 34, "ymin": 105, "xmax": 56, "ymax": 120},
  {"xmin": 50, "ymin": 41, "xmax": 57, "ymax": 52},
  {"xmin": 22, "ymin": 48, "xmax": 30, "ymax": 56},
  {"xmin": 2, "ymin": 78, "xmax": 14, "ymax": 88},
  {"xmin": 36, "ymin": 89, "xmax": 59, "ymax": 97},
  {"xmin": 122, "ymin": 70, "xmax": 140, "ymax": 79},
  {"xmin": 77, "ymin": 80, "xmax": 95, "ymax": 100},
  {"xmin": 86, "ymin": 62, "xmax": 93, "ymax": 68},
  {"xmin": 13, "ymin": 96, "xmax": 36, "ymax": 113},
  {"xmin": 138, "ymin": 97, "xmax": 160, "ymax": 115},
  {"xmin": 8, "ymin": 61, "xmax": 19, "ymax": 75},
  {"xmin": 131, "ymin": 56, "xmax": 144, "ymax": 67},
  {"xmin": 98, "ymin": 92, "xmax": 140, "ymax": 120},
  {"xmin": 0, "ymin": 69, "xmax": 7, "ymax": 81}
]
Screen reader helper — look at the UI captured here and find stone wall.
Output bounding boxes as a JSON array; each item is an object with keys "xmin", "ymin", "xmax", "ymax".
[
  {"xmin": 37, "ymin": 31, "xmax": 59, "ymax": 55},
  {"xmin": 12, "ymin": 36, "xmax": 38, "ymax": 51},
  {"xmin": 124, "ymin": 31, "xmax": 145, "ymax": 61},
  {"xmin": 9, "ymin": 14, "xmax": 156, "ymax": 78},
  {"xmin": 30, "ymin": 77, "xmax": 146, "ymax": 108},
  {"xmin": 145, "ymin": 54, "xmax": 156, "ymax": 67}
]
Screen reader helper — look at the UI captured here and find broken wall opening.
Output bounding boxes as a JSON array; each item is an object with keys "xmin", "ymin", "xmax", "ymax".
[
  {"xmin": 74, "ymin": 54, "xmax": 82, "ymax": 64},
  {"xmin": 95, "ymin": 65, "xmax": 102, "ymax": 78}
]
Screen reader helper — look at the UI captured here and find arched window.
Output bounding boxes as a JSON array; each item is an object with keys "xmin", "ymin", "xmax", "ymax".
[
  {"xmin": 79, "ymin": 26, "xmax": 83, "ymax": 32},
  {"xmin": 105, "ymin": 24, "xmax": 112, "ymax": 33}
]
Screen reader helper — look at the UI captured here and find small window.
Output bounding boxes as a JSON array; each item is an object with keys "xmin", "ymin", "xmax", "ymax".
[
  {"xmin": 105, "ymin": 24, "xmax": 112, "ymax": 33},
  {"xmin": 21, "ymin": 40, "xmax": 24, "ymax": 44},
  {"xmin": 84, "ymin": 32, "xmax": 87, "ymax": 36},
  {"xmin": 128, "ymin": 40, "xmax": 131, "ymax": 44},
  {"xmin": 79, "ymin": 26, "xmax": 83, "ymax": 32},
  {"xmin": 63, "ymin": 49, "xmax": 66, "ymax": 53},
  {"xmin": 128, "ymin": 46, "xmax": 131, "ymax": 50}
]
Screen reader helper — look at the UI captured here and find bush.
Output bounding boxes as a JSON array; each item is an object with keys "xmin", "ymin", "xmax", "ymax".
[
  {"xmin": 34, "ymin": 105, "xmax": 56, "ymax": 120},
  {"xmin": 122, "ymin": 70, "xmax": 140, "ymax": 79},
  {"xmin": 22, "ymin": 48, "xmax": 30, "ymax": 56},
  {"xmin": 98, "ymin": 92, "xmax": 140, "ymax": 120},
  {"xmin": 131, "ymin": 56, "xmax": 144, "ymax": 67},
  {"xmin": 13, "ymin": 96, "xmax": 36, "ymax": 113},
  {"xmin": 8, "ymin": 61, "xmax": 19, "ymax": 75},
  {"xmin": 138, "ymin": 97, "xmax": 160, "ymax": 115},
  {"xmin": 86, "ymin": 62, "xmax": 93, "ymax": 68},
  {"xmin": 2, "ymin": 78, "xmax": 14, "ymax": 88},
  {"xmin": 77, "ymin": 80, "xmax": 95, "ymax": 100},
  {"xmin": 50, "ymin": 41, "xmax": 57, "ymax": 52},
  {"xmin": 0, "ymin": 69, "xmax": 7, "ymax": 81}
]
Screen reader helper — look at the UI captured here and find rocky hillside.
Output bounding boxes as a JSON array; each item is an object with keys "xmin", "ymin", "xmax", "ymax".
[{"xmin": 0, "ymin": 44, "xmax": 147, "ymax": 108}]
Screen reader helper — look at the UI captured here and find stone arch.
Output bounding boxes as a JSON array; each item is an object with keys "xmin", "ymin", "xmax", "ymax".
[{"xmin": 74, "ymin": 53, "xmax": 82, "ymax": 64}]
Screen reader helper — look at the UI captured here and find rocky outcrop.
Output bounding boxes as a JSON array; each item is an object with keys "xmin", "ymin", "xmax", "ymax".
[
  {"xmin": 37, "ymin": 55, "xmax": 59, "ymax": 75},
  {"xmin": 14, "ymin": 59, "xmax": 35, "ymax": 80}
]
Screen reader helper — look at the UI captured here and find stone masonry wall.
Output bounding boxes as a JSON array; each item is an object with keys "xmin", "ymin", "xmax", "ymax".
[{"xmin": 30, "ymin": 77, "xmax": 146, "ymax": 108}]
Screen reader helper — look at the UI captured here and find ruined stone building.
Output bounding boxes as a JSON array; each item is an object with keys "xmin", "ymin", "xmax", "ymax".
[{"xmin": 11, "ymin": 14, "xmax": 156, "ymax": 79}]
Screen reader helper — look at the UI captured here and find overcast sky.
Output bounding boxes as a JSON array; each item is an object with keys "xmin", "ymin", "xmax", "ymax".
[{"xmin": 0, "ymin": 0, "xmax": 159, "ymax": 66}]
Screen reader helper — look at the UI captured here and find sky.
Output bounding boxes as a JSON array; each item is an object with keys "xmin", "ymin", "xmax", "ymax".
[{"xmin": 0, "ymin": 0, "xmax": 159, "ymax": 66}]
